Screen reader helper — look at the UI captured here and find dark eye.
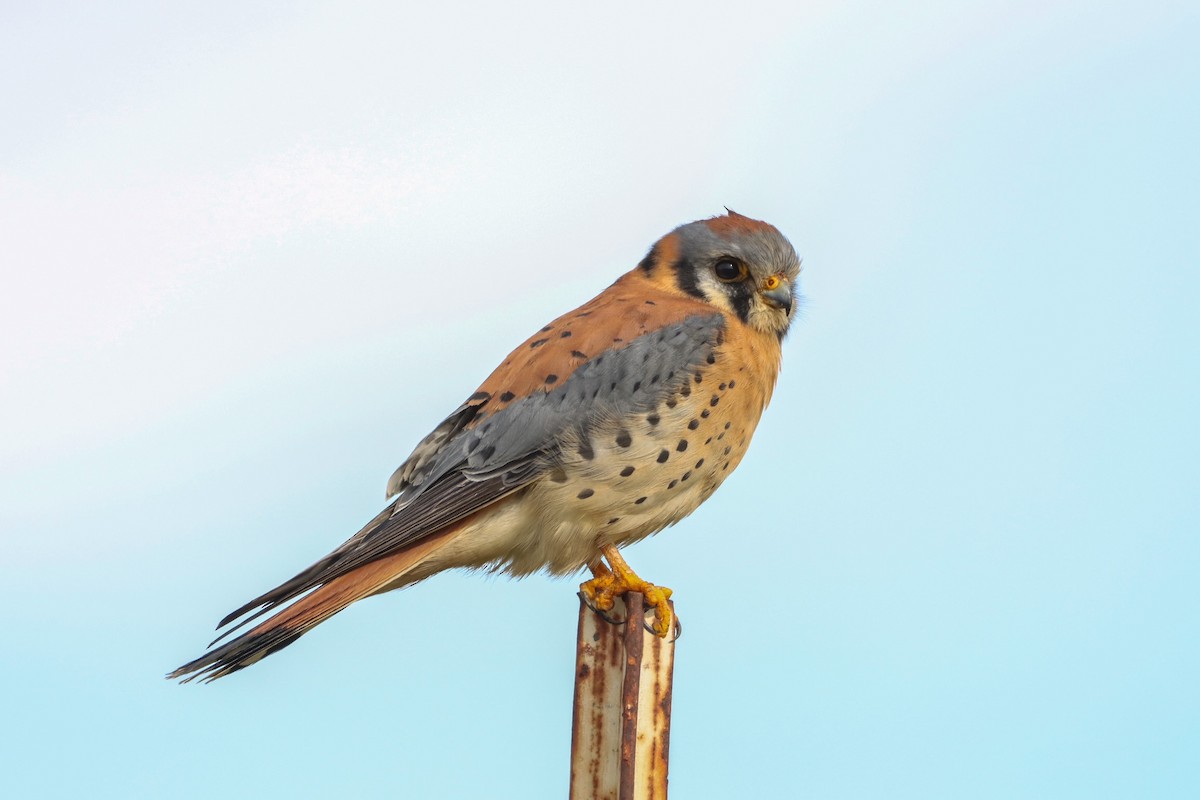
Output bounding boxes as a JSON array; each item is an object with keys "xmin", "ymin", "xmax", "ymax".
[{"xmin": 714, "ymin": 258, "xmax": 746, "ymax": 282}]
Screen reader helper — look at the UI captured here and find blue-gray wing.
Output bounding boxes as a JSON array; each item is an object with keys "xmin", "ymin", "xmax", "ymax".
[{"xmin": 216, "ymin": 312, "xmax": 724, "ymax": 630}]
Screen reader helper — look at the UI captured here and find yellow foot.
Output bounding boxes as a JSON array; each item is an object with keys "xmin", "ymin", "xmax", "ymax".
[{"xmin": 579, "ymin": 545, "xmax": 676, "ymax": 638}]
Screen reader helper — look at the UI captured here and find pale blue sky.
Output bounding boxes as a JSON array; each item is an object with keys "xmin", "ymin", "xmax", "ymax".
[{"xmin": 2, "ymin": 2, "xmax": 1197, "ymax": 798}]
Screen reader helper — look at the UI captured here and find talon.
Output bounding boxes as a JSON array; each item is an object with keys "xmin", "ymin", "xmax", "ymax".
[
  {"xmin": 577, "ymin": 590, "xmax": 626, "ymax": 625},
  {"xmin": 643, "ymin": 607, "xmax": 682, "ymax": 642},
  {"xmin": 578, "ymin": 544, "xmax": 677, "ymax": 639}
]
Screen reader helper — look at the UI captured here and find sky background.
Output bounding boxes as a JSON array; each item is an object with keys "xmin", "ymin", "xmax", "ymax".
[{"xmin": 2, "ymin": 1, "xmax": 1198, "ymax": 797}]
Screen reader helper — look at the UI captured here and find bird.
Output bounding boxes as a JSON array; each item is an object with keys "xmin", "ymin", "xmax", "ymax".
[{"xmin": 169, "ymin": 210, "xmax": 801, "ymax": 682}]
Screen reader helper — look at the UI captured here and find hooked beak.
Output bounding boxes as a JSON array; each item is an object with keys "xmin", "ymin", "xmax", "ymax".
[{"xmin": 760, "ymin": 276, "xmax": 793, "ymax": 315}]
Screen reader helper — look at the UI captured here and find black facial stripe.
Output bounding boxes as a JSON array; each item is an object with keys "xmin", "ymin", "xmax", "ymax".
[
  {"xmin": 727, "ymin": 282, "xmax": 754, "ymax": 323},
  {"xmin": 638, "ymin": 243, "xmax": 660, "ymax": 274},
  {"xmin": 672, "ymin": 257, "xmax": 706, "ymax": 301}
]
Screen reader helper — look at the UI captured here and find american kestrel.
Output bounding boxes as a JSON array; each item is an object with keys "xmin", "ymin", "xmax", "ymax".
[{"xmin": 170, "ymin": 211, "xmax": 801, "ymax": 682}]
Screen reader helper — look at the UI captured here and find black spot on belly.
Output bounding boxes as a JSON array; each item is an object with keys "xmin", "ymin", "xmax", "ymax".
[
  {"xmin": 634, "ymin": 497, "xmax": 647, "ymax": 505},
  {"xmin": 469, "ymin": 391, "xmax": 491, "ymax": 402},
  {"xmin": 607, "ymin": 517, "xmax": 621, "ymax": 525},
  {"xmin": 657, "ymin": 449, "xmax": 669, "ymax": 463},
  {"xmin": 647, "ymin": 413, "xmax": 660, "ymax": 426},
  {"xmin": 701, "ymin": 409, "xmax": 710, "ymax": 419},
  {"xmin": 550, "ymin": 468, "xmax": 568, "ymax": 483},
  {"xmin": 667, "ymin": 480, "xmax": 678, "ymax": 489},
  {"xmin": 579, "ymin": 441, "xmax": 595, "ymax": 460},
  {"xmin": 719, "ymin": 382, "xmax": 727, "ymax": 391},
  {"xmin": 710, "ymin": 395, "xmax": 720, "ymax": 407},
  {"xmin": 620, "ymin": 466, "xmax": 635, "ymax": 477},
  {"xmin": 561, "ymin": 330, "xmax": 573, "ymax": 338},
  {"xmin": 577, "ymin": 488, "xmax": 595, "ymax": 499},
  {"xmin": 676, "ymin": 439, "xmax": 688, "ymax": 452},
  {"xmin": 545, "ymin": 374, "xmax": 558, "ymax": 385},
  {"xmin": 724, "ymin": 421, "xmax": 731, "ymax": 429},
  {"xmin": 571, "ymin": 350, "xmax": 588, "ymax": 359},
  {"xmin": 728, "ymin": 380, "xmax": 736, "ymax": 388},
  {"xmin": 531, "ymin": 338, "xmax": 549, "ymax": 348},
  {"xmin": 695, "ymin": 459, "xmax": 705, "ymax": 468},
  {"xmin": 616, "ymin": 430, "xmax": 632, "ymax": 448},
  {"xmin": 706, "ymin": 353, "xmax": 716, "ymax": 364},
  {"xmin": 687, "ymin": 419, "xmax": 700, "ymax": 430},
  {"xmin": 681, "ymin": 471, "xmax": 691, "ymax": 482},
  {"xmin": 500, "ymin": 391, "xmax": 515, "ymax": 402}
]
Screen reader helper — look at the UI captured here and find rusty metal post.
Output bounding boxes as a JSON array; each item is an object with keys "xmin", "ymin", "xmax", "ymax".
[{"xmin": 569, "ymin": 593, "xmax": 675, "ymax": 800}]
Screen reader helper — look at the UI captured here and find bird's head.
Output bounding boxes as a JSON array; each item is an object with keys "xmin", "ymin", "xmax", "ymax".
[{"xmin": 639, "ymin": 210, "xmax": 801, "ymax": 338}]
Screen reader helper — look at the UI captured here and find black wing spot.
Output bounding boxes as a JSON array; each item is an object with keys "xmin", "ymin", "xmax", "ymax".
[
  {"xmin": 541, "ymin": 325, "xmax": 553, "ymax": 332},
  {"xmin": 560, "ymin": 330, "xmax": 573, "ymax": 338},
  {"xmin": 571, "ymin": 350, "xmax": 588, "ymax": 359},
  {"xmin": 499, "ymin": 391, "xmax": 515, "ymax": 403},
  {"xmin": 479, "ymin": 445, "xmax": 496, "ymax": 460},
  {"xmin": 531, "ymin": 338, "xmax": 549, "ymax": 348},
  {"xmin": 469, "ymin": 391, "xmax": 491, "ymax": 403},
  {"xmin": 545, "ymin": 374, "xmax": 558, "ymax": 385},
  {"xmin": 632, "ymin": 381, "xmax": 641, "ymax": 392},
  {"xmin": 550, "ymin": 468, "xmax": 569, "ymax": 483},
  {"xmin": 645, "ymin": 300, "xmax": 656, "ymax": 305}
]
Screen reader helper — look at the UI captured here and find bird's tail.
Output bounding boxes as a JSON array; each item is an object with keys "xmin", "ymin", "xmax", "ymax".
[{"xmin": 167, "ymin": 525, "xmax": 462, "ymax": 683}]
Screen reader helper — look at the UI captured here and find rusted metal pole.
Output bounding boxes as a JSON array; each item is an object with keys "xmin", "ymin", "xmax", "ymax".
[{"xmin": 570, "ymin": 593, "xmax": 675, "ymax": 800}]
